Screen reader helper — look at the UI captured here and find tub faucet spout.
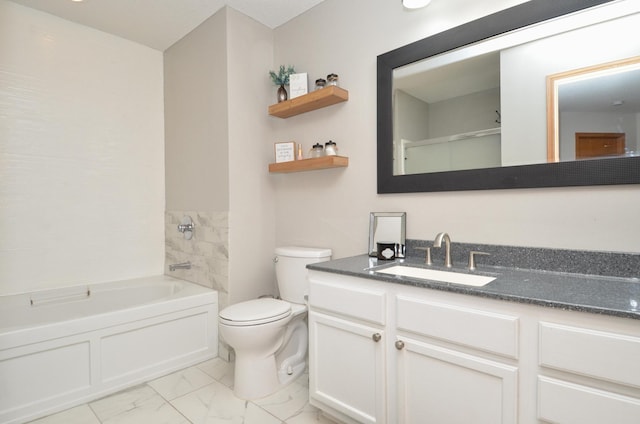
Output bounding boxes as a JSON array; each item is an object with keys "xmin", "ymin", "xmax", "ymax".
[
  {"xmin": 169, "ymin": 261, "xmax": 191, "ymax": 271},
  {"xmin": 433, "ymin": 232, "xmax": 452, "ymax": 268}
]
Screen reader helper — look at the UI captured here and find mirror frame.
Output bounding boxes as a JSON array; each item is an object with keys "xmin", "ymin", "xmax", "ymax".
[{"xmin": 377, "ymin": 0, "xmax": 640, "ymax": 193}]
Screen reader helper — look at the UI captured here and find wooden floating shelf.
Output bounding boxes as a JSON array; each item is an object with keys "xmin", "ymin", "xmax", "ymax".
[
  {"xmin": 269, "ymin": 155, "xmax": 349, "ymax": 173},
  {"xmin": 268, "ymin": 86, "xmax": 349, "ymax": 118}
]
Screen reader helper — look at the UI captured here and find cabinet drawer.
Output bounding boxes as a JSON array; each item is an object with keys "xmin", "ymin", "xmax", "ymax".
[
  {"xmin": 309, "ymin": 280, "xmax": 386, "ymax": 325},
  {"xmin": 538, "ymin": 376, "xmax": 640, "ymax": 424},
  {"xmin": 539, "ymin": 322, "xmax": 640, "ymax": 387},
  {"xmin": 396, "ymin": 295, "xmax": 519, "ymax": 358}
]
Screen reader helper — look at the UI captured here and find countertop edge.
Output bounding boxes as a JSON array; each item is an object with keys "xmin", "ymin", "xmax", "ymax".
[{"xmin": 307, "ymin": 255, "xmax": 640, "ymax": 320}]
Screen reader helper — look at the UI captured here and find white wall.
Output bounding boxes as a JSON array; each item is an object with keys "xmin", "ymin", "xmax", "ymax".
[
  {"xmin": 163, "ymin": 7, "xmax": 277, "ymax": 305},
  {"xmin": 271, "ymin": 0, "xmax": 640, "ymax": 256},
  {"xmin": 227, "ymin": 8, "xmax": 278, "ymax": 303},
  {"xmin": 0, "ymin": 1, "xmax": 165, "ymax": 295},
  {"xmin": 164, "ymin": 9, "xmax": 229, "ymax": 213},
  {"xmin": 395, "ymin": 90, "xmax": 430, "ymax": 142},
  {"xmin": 163, "ymin": 9, "xmax": 231, "ymax": 306}
]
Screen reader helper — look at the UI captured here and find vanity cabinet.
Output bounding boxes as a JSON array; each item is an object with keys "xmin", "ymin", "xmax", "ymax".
[
  {"xmin": 308, "ymin": 278, "xmax": 387, "ymax": 424},
  {"xmin": 309, "ymin": 312, "xmax": 386, "ymax": 424},
  {"xmin": 394, "ymin": 295, "xmax": 518, "ymax": 424},
  {"xmin": 537, "ymin": 321, "xmax": 640, "ymax": 424},
  {"xmin": 308, "ymin": 271, "xmax": 519, "ymax": 424},
  {"xmin": 308, "ymin": 269, "xmax": 640, "ymax": 424}
]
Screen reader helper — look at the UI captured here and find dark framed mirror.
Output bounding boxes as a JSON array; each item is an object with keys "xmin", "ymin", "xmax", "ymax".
[{"xmin": 377, "ymin": 0, "xmax": 640, "ymax": 193}]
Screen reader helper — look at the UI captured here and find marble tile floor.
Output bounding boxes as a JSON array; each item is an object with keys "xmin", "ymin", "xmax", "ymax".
[{"xmin": 28, "ymin": 358, "xmax": 340, "ymax": 424}]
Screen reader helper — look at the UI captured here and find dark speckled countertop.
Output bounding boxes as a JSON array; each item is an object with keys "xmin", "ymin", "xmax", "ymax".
[{"xmin": 307, "ymin": 253, "xmax": 640, "ymax": 320}]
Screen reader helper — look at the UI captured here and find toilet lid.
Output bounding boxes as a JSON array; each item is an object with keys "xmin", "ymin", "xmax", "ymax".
[{"xmin": 219, "ymin": 298, "xmax": 291, "ymax": 326}]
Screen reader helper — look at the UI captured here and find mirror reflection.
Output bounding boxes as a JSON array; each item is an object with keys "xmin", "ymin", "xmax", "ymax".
[
  {"xmin": 391, "ymin": 4, "xmax": 640, "ymax": 176},
  {"xmin": 368, "ymin": 212, "xmax": 406, "ymax": 258},
  {"xmin": 547, "ymin": 56, "xmax": 640, "ymax": 162}
]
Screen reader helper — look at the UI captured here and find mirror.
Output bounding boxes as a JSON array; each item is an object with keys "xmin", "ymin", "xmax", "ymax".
[
  {"xmin": 377, "ymin": 0, "xmax": 640, "ymax": 193},
  {"xmin": 547, "ymin": 56, "xmax": 640, "ymax": 161},
  {"xmin": 368, "ymin": 212, "xmax": 406, "ymax": 258}
]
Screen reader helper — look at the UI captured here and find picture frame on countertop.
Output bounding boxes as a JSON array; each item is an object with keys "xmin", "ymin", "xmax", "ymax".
[
  {"xmin": 368, "ymin": 212, "xmax": 406, "ymax": 258},
  {"xmin": 274, "ymin": 141, "xmax": 296, "ymax": 163}
]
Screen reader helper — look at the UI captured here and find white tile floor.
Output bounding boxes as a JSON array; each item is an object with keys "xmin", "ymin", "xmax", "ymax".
[{"xmin": 28, "ymin": 358, "xmax": 340, "ymax": 424}]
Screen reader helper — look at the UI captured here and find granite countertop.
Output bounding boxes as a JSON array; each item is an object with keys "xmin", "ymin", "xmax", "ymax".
[{"xmin": 307, "ymin": 254, "xmax": 640, "ymax": 320}]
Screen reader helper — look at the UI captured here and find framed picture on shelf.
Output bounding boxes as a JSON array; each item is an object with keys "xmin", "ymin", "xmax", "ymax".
[
  {"xmin": 289, "ymin": 73, "xmax": 308, "ymax": 99},
  {"xmin": 274, "ymin": 141, "xmax": 296, "ymax": 163}
]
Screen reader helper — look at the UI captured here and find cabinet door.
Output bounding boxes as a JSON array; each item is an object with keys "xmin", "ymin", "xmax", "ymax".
[
  {"xmin": 309, "ymin": 311, "xmax": 386, "ymax": 424},
  {"xmin": 395, "ymin": 337, "xmax": 517, "ymax": 424}
]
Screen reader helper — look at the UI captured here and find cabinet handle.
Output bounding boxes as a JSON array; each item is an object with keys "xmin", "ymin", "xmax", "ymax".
[
  {"xmin": 395, "ymin": 340, "xmax": 405, "ymax": 350},
  {"xmin": 372, "ymin": 333, "xmax": 382, "ymax": 342}
]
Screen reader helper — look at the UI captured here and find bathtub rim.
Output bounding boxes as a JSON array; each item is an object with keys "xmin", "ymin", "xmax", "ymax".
[{"xmin": 0, "ymin": 275, "xmax": 217, "ymax": 349}]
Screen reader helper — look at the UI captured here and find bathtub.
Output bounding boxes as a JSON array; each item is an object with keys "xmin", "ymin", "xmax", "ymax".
[{"xmin": 0, "ymin": 276, "xmax": 218, "ymax": 424}]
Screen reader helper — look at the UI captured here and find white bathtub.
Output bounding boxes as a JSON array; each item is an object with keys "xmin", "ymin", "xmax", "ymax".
[{"xmin": 0, "ymin": 276, "xmax": 218, "ymax": 424}]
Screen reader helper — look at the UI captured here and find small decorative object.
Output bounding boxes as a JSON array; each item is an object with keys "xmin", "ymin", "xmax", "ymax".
[
  {"xmin": 297, "ymin": 143, "xmax": 304, "ymax": 160},
  {"xmin": 277, "ymin": 85, "xmax": 288, "ymax": 103},
  {"xmin": 289, "ymin": 73, "xmax": 308, "ymax": 99},
  {"xmin": 309, "ymin": 143, "xmax": 324, "ymax": 158},
  {"xmin": 324, "ymin": 140, "xmax": 338, "ymax": 156},
  {"xmin": 269, "ymin": 65, "xmax": 296, "ymax": 103},
  {"xmin": 327, "ymin": 73, "xmax": 339, "ymax": 86},
  {"xmin": 315, "ymin": 78, "xmax": 326, "ymax": 90},
  {"xmin": 274, "ymin": 141, "xmax": 296, "ymax": 163},
  {"xmin": 377, "ymin": 242, "xmax": 396, "ymax": 260}
]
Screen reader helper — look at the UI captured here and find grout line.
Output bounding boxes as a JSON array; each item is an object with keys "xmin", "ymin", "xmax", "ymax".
[{"xmin": 86, "ymin": 403, "xmax": 102, "ymax": 424}]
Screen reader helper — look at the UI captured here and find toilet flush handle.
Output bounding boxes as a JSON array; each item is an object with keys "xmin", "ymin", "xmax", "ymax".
[{"xmin": 273, "ymin": 256, "xmax": 279, "ymax": 263}]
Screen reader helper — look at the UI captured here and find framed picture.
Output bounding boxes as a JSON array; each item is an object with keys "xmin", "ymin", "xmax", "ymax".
[
  {"xmin": 274, "ymin": 141, "xmax": 296, "ymax": 163},
  {"xmin": 289, "ymin": 73, "xmax": 308, "ymax": 99}
]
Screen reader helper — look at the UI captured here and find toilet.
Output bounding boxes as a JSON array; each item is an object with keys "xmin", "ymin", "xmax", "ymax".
[{"xmin": 218, "ymin": 246, "xmax": 332, "ymax": 400}]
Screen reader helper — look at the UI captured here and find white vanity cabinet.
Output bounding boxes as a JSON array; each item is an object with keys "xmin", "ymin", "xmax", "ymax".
[
  {"xmin": 308, "ymin": 271, "xmax": 519, "ymax": 424},
  {"xmin": 308, "ymin": 276, "xmax": 388, "ymax": 424},
  {"xmin": 536, "ymin": 320, "xmax": 640, "ymax": 424},
  {"xmin": 308, "ymin": 268, "xmax": 640, "ymax": 424},
  {"xmin": 393, "ymin": 293, "xmax": 519, "ymax": 424}
]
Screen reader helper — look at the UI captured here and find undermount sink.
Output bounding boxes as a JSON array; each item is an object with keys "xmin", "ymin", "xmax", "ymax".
[{"xmin": 374, "ymin": 265, "xmax": 496, "ymax": 287}]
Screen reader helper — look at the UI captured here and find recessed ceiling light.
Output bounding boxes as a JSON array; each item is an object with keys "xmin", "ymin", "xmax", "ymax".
[
  {"xmin": 612, "ymin": 100, "xmax": 625, "ymax": 106},
  {"xmin": 403, "ymin": 0, "xmax": 432, "ymax": 9}
]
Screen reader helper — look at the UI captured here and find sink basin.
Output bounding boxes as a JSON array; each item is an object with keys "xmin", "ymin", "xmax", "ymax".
[{"xmin": 374, "ymin": 265, "xmax": 496, "ymax": 287}]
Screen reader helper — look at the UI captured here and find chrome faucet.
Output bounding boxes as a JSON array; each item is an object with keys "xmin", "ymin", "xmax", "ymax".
[
  {"xmin": 169, "ymin": 261, "xmax": 191, "ymax": 271},
  {"xmin": 433, "ymin": 232, "xmax": 452, "ymax": 267}
]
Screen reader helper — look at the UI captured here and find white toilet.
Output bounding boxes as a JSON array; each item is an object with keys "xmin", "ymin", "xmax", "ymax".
[{"xmin": 218, "ymin": 246, "xmax": 332, "ymax": 400}]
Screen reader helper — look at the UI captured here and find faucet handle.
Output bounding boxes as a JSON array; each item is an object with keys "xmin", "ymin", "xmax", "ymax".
[
  {"xmin": 415, "ymin": 247, "xmax": 432, "ymax": 265},
  {"xmin": 468, "ymin": 251, "xmax": 490, "ymax": 271}
]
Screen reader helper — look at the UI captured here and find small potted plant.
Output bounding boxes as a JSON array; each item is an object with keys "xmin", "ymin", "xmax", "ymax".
[{"xmin": 269, "ymin": 65, "xmax": 296, "ymax": 103}]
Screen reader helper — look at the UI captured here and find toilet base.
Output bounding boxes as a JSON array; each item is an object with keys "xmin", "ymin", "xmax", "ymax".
[
  {"xmin": 234, "ymin": 353, "xmax": 280, "ymax": 400},
  {"xmin": 232, "ymin": 318, "xmax": 308, "ymax": 400}
]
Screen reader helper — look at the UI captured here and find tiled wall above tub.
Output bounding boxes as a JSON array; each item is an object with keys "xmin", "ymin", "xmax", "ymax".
[{"xmin": 165, "ymin": 211, "xmax": 229, "ymax": 309}]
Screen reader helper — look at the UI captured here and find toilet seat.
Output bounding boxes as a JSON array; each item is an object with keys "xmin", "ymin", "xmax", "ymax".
[{"xmin": 219, "ymin": 298, "xmax": 291, "ymax": 326}]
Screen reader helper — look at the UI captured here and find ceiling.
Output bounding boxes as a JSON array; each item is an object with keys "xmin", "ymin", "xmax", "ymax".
[{"xmin": 8, "ymin": 0, "xmax": 328, "ymax": 51}]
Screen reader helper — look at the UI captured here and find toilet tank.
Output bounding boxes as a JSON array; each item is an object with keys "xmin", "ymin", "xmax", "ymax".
[{"xmin": 275, "ymin": 246, "xmax": 332, "ymax": 304}]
